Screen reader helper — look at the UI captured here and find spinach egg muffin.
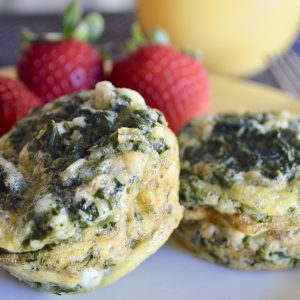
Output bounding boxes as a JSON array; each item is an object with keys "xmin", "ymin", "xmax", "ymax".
[
  {"xmin": 177, "ymin": 111, "xmax": 300, "ymax": 270},
  {"xmin": 0, "ymin": 81, "xmax": 183, "ymax": 293}
]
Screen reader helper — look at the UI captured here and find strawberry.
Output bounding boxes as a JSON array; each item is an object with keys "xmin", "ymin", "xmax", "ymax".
[
  {"xmin": 110, "ymin": 25, "xmax": 211, "ymax": 133},
  {"xmin": 0, "ymin": 77, "xmax": 41, "ymax": 136},
  {"xmin": 18, "ymin": 40, "xmax": 103, "ymax": 103},
  {"xmin": 17, "ymin": 1, "xmax": 105, "ymax": 103}
]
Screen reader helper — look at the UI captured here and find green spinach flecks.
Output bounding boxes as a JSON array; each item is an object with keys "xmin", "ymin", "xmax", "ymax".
[
  {"xmin": 50, "ymin": 285, "xmax": 79, "ymax": 295},
  {"xmin": 110, "ymin": 94, "xmax": 132, "ymax": 112},
  {"xmin": 69, "ymin": 198, "xmax": 99, "ymax": 226},
  {"xmin": 151, "ymin": 138, "xmax": 169, "ymax": 154},
  {"xmin": 183, "ymin": 113, "xmax": 300, "ymax": 183},
  {"xmin": 126, "ymin": 110, "xmax": 157, "ymax": 133},
  {"xmin": 23, "ymin": 212, "xmax": 53, "ymax": 246},
  {"xmin": 77, "ymin": 199, "xmax": 99, "ymax": 222}
]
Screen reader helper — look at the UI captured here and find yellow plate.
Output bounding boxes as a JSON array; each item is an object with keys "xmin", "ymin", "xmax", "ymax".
[
  {"xmin": 0, "ymin": 67, "xmax": 16, "ymax": 79},
  {"xmin": 210, "ymin": 73, "xmax": 300, "ymax": 113},
  {"xmin": 0, "ymin": 67, "xmax": 299, "ymax": 113}
]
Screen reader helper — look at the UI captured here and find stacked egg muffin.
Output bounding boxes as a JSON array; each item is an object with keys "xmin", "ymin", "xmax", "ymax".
[{"xmin": 177, "ymin": 111, "xmax": 300, "ymax": 270}]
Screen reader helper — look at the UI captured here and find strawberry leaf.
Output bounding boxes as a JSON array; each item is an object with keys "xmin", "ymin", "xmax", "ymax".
[
  {"xmin": 84, "ymin": 13, "xmax": 105, "ymax": 42},
  {"xmin": 126, "ymin": 23, "xmax": 147, "ymax": 50},
  {"xmin": 151, "ymin": 28, "xmax": 170, "ymax": 45},
  {"xmin": 44, "ymin": 32, "xmax": 64, "ymax": 42},
  {"xmin": 21, "ymin": 28, "xmax": 38, "ymax": 44},
  {"xmin": 131, "ymin": 23, "xmax": 146, "ymax": 44},
  {"xmin": 21, "ymin": 28, "xmax": 63, "ymax": 45},
  {"xmin": 62, "ymin": 1, "xmax": 82, "ymax": 38},
  {"xmin": 72, "ymin": 22, "xmax": 90, "ymax": 41},
  {"xmin": 20, "ymin": 1, "xmax": 106, "ymax": 45},
  {"xmin": 126, "ymin": 23, "xmax": 171, "ymax": 51},
  {"xmin": 182, "ymin": 47, "xmax": 202, "ymax": 60}
]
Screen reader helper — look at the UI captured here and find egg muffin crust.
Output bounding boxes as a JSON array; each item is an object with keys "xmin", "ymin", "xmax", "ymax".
[
  {"xmin": 177, "ymin": 112, "xmax": 300, "ymax": 270},
  {"xmin": 0, "ymin": 82, "xmax": 183, "ymax": 293}
]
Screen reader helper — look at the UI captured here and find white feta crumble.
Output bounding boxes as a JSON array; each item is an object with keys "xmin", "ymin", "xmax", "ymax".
[
  {"xmin": 55, "ymin": 122, "xmax": 66, "ymax": 135},
  {"xmin": 0, "ymin": 154, "xmax": 24, "ymax": 192},
  {"xmin": 59, "ymin": 158, "xmax": 86, "ymax": 183},
  {"xmin": 79, "ymin": 268, "xmax": 104, "ymax": 289},
  {"xmin": 34, "ymin": 194, "xmax": 54, "ymax": 213},
  {"xmin": 94, "ymin": 81, "xmax": 116, "ymax": 108},
  {"xmin": 71, "ymin": 116, "xmax": 86, "ymax": 127},
  {"xmin": 30, "ymin": 240, "xmax": 44, "ymax": 249},
  {"xmin": 117, "ymin": 88, "xmax": 145, "ymax": 108}
]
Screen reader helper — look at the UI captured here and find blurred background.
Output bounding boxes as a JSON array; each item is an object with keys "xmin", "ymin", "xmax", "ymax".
[
  {"xmin": 0, "ymin": 0, "xmax": 134, "ymax": 13},
  {"xmin": 0, "ymin": 0, "xmax": 299, "ymax": 95},
  {"xmin": 0, "ymin": 0, "xmax": 134, "ymax": 65}
]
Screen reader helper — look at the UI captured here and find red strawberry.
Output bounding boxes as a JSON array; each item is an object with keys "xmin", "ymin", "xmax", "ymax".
[
  {"xmin": 110, "ymin": 27, "xmax": 211, "ymax": 132},
  {"xmin": 0, "ymin": 77, "xmax": 41, "ymax": 136},
  {"xmin": 17, "ymin": 1, "xmax": 105, "ymax": 103},
  {"xmin": 18, "ymin": 40, "xmax": 103, "ymax": 103}
]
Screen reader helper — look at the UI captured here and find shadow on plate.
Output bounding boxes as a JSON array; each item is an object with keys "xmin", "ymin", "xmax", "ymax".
[
  {"xmin": 257, "ymin": 268, "xmax": 300, "ymax": 300},
  {"xmin": 166, "ymin": 234, "xmax": 300, "ymax": 300},
  {"xmin": 0, "ymin": 269, "xmax": 58, "ymax": 300}
]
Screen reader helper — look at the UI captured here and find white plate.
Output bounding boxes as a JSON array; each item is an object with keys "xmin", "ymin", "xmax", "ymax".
[
  {"xmin": 1, "ymin": 69, "xmax": 300, "ymax": 300},
  {"xmin": 1, "ymin": 239, "xmax": 300, "ymax": 300}
]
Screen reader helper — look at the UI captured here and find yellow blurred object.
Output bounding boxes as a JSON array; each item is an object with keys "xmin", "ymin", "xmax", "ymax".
[{"xmin": 137, "ymin": 0, "xmax": 300, "ymax": 76}]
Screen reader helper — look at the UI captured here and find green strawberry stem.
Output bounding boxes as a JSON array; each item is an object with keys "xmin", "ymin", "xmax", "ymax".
[
  {"xmin": 126, "ymin": 22, "xmax": 201, "ymax": 60},
  {"xmin": 127, "ymin": 23, "xmax": 170, "ymax": 50},
  {"xmin": 21, "ymin": 28, "xmax": 64, "ymax": 46},
  {"xmin": 21, "ymin": 28, "xmax": 38, "ymax": 44},
  {"xmin": 182, "ymin": 47, "xmax": 202, "ymax": 60},
  {"xmin": 127, "ymin": 23, "xmax": 147, "ymax": 50},
  {"xmin": 62, "ymin": 1, "xmax": 105, "ymax": 42},
  {"xmin": 22, "ymin": 1, "xmax": 105, "ymax": 44}
]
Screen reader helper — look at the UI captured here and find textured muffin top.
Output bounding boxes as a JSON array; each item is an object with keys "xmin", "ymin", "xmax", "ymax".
[
  {"xmin": 0, "ymin": 81, "xmax": 173, "ymax": 252},
  {"xmin": 179, "ymin": 112, "xmax": 300, "ymax": 230}
]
